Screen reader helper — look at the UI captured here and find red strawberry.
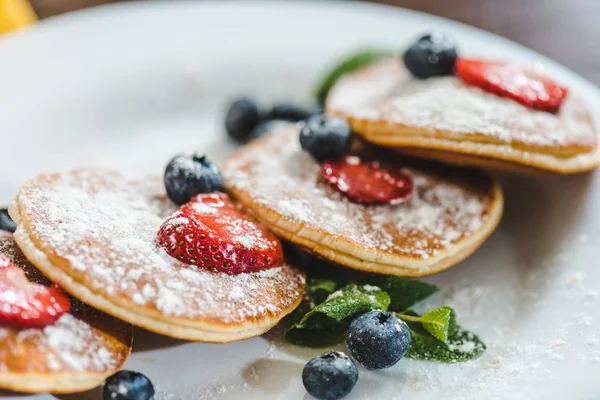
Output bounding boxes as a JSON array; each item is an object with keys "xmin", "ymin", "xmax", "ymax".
[
  {"xmin": 0, "ymin": 255, "xmax": 71, "ymax": 329},
  {"xmin": 322, "ymin": 156, "xmax": 414, "ymax": 205},
  {"xmin": 157, "ymin": 193, "xmax": 283, "ymax": 274},
  {"xmin": 455, "ymin": 58, "xmax": 568, "ymax": 113}
]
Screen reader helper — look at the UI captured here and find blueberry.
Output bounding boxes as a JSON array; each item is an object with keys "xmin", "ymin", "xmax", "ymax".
[
  {"xmin": 225, "ymin": 98, "xmax": 262, "ymax": 142},
  {"xmin": 302, "ymin": 351, "xmax": 358, "ymax": 400},
  {"xmin": 0, "ymin": 209, "xmax": 16, "ymax": 233},
  {"xmin": 403, "ymin": 32, "xmax": 457, "ymax": 79},
  {"xmin": 103, "ymin": 370, "xmax": 154, "ymax": 400},
  {"xmin": 346, "ymin": 310, "xmax": 411, "ymax": 369},
  {"xmin": 299, "ymin": 114, "xmax": 352, "ymax": 162},
  {"xmin": 268, "ymin": 103, "xmax": 312, "ymax": 122},
  {"xmin": 164, "ymin": 154, "xmax": 224, "ymax": 205}
]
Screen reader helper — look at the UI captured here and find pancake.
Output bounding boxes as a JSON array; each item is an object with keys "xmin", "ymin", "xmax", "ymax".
[
  {"xmin": 9, "ymin": 170, "xmax": 305, "ymax": 342},
  {"xmin": 0, "ymin": 232, "xmax": 132, "ymax": 394},
  {"xmin": 325, "ymin": 59, "xmax": 600, "ymax": 174},
  {"xmin": 223, "ymin": 125, "xmax": 503, "ymax": 277}
]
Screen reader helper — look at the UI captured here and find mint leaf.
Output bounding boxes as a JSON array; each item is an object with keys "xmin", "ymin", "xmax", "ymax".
[
  {"xmin": 285, "ymin": 323, "xmax": 348, "ymax": 348},
  {"xmin": 285, "ymin": 278, "xmax": 338, "ymax": 327},
  {"xmin": 314, "ymin": 49, "xmax": 395, "ymax": 105},
  {"xmin": 306, "ymin": 278, "xmax": 337, "ymax": 297},
  {"xmin": 297, "ymin": 284, "xmax": 390, "ymax": 327},
  {"xmin": 421, "ymin": 306, "xmax": 453, "ymax": 343},
  {"xmin": 285, "ymin": 284, "xmax": 390, "ymax": 348},
  {"xmin": 283, "ymin": 259, "xmax": 484, "ymax": 362},
  {"xmin": 306, "ymin": 259, "xmax": 438, "ymax": 312},
  {"xmin": 405, "ymin": 310, "xmax": 485, "ymax": 363}
]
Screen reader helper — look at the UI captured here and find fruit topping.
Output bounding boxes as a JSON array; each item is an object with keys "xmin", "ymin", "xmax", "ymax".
[
  {"xmin": 164, "ymin": 154, "xmax": 225, "ymax": 205},
  {"xmin": 0, "ymin": 208, "xmax": 16, "ymax": 233},
  {"xmin": 0, "ymin": 255, "xmax": 70, "ymax": 329},
  {"xmin": 321, "ymin": 156, "xmax": 413, "ymax": 205},
  {"xmin": 225, "ymin": 97, "xmax": 262, "ymax": 142},
  {"xmin": 103, "ymin": 370, "xmax": 155, "ymax": 400},
  {"xmin": 302, "ymin": 351, "xmax": 358, "ymax": 400},
  {"xmin": 403, "ymin": 32, "xmax": 458, "ymax": 79},
  {"xmin": 157, "ymin": 193, "xmax": 283, "ymax": 274},
  {"xmin": 455, "ymin": 58, "xmax": 568, "ymax": 113},
  {"xmin": 346, "ymin": 310, "xmax": 411, "ymax": 369},
  {"xmin": 300, "ymin": 114, "xmax": 352, "ymax": 162}
]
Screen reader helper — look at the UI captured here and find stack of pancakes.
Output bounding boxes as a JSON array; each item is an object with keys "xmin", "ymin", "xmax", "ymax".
[
  {"xmin": 325, "ymin": 59, "xmax": 599, "ymax": 174},
  {"xmin": 222, "ymin": 57, "xmax": 597, "ymax": 281},
  {"xmin": 2, "ymin": 171, "xmax": 305, "ymax": 394},
  {"xmin": 1, "ymin": 55, "xmax": 595, "ymax": 396}
]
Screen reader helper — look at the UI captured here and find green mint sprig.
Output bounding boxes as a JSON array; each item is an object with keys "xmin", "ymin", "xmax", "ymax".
[
  {"xmin": 285, "ymin": 266, "xmax": 485, "ymax": 363},
  {"xmin": 397, "ymin": 306, "xmax": 454, "ymax": 343},
  {"xmin": 286, "ymin": 284, "xmax": 389, "ymax": 348},
  {"xmin": 313, "ymin": 49, "xmax": 396, "ymax": 106},
  {"xmin": 402, "ymin": 309, "xmax": 486, "ymax": 362}
]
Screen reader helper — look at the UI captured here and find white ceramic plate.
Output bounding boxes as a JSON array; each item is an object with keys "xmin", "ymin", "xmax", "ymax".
[{"xmin": 1, "ymin": 1, "xmax": 599, "ymax": 399}]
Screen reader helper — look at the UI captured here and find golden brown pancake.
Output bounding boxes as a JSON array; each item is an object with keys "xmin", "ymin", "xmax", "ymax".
[
  {"xmin": 223, "ymin": 125, "xmax": 503, "ymax": 277},
  {"xmin": 325, "ymin": 59, "xmax": 600, "ymax": 174},
  {"xmin": 0, "ymin": 232, "xmax": 132, "ymax": 394},
  {"xmin": 9, "ymin": 171, "xmax": 305, "ymax": 342}
]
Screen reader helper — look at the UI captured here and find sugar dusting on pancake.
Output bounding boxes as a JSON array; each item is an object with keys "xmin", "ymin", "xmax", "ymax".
[
  {"xmin": 0, "ymin": 313, "xmax": 119, "ymax": 373},
  {"xmin": 326, "ymin": 59, "xmax": 596, "ymax": 151},
  {"xmin": 0, "ymin": 233, "xmax": 130, "ymax": 374},
  {"xmin": 13, "ymin": 171, "xmax": 304, "ymax": 325},
  {"xmin": 224, "ymin": 126, "xmax": 493, "ymax": 260}
]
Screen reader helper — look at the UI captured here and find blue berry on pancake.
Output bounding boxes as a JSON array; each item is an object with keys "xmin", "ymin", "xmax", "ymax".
[
  {"xmin": 403, "ymin": 32, "xmax": 457, "ymax": 78},
  {"xmin": 164, "ymin": 154, "xmax": 224, "ymax": 205},
  {"xmin": 299, "ymin": 114, "xmax": 352, "ymax": 162}
]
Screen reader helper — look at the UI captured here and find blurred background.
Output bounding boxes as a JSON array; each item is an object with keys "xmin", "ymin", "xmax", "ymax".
[{"xmin": 1, "ymin": 0, "xmax": 599, "ymax": 85}]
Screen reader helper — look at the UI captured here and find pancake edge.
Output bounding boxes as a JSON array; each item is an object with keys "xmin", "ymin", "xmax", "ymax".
[
  {"xmin": 0, "ymin": 370, "xmax": 118, "ymax": 394},
  {"xmin": 343, "ymin": 117, "xmax": 600, "ymax": 174},
  {"xmin": 226, "ymin": 178, "xmax": 503, "ymax": 277},
  {"xmin": 9, "ymin": 198, "xmax": 304, "ymax": 343}
]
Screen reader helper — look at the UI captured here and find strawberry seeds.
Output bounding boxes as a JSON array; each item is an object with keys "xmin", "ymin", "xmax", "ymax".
[
  {"xmin": 157, "ymin": 193, "xmax": 283, "ymax": 274},
  {"xmin": 455, "ymin": 58, "xmax": 568, "ymax": 114},
  {"xmin": 322, "ymin": 156, "xmax": 414, "ymax": 205}
]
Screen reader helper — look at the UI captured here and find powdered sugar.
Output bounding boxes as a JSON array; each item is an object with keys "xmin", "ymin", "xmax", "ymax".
[
  {"xmin": 168, "ymin": 216, "xmax": 190, "ymax": 226},
  {"xmin": 363, "ymin": 284, "xmax": 381, "ymax": 292},
  {"xmin": 191, "ymin": 202, "xmax": 217, "ymax": 215},
  {"xmin": 228, "ymin": 286, "xmax": 246, "ymax": 301},
  {"xmin": 224, "ymin": 127, "xmax": 494, "ymax": 260},
  {"xmin": 14, "ymin": 171, "xmax": 304, "ymax": 323},
  {"xmin": 327, "ymin": 59, "xmax": 596, "ymax": 151},
  {"xmin": 448, "ymin": 340, "xmax": 477, "ymax": 353},
  {"xmin": 42, "ymin": 313, "xmax": 119, "ymax": 371},
  {"xmin": 326, "ymin": 290, "xmax": 343, "ymax": 301},
  {"xmin": 0, "ymin": 310, "xmax": 123, "ymax": 373},
  {"xmin": 0, "ymin": 233, "xmax": 128, "ymax": 374},
  {"xmin": 234, "ymin": 234, "xmax": 256, "ymax": 248}
]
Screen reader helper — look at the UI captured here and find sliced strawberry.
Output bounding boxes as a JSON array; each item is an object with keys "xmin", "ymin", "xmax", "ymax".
[
  {"xmin": 321, "ymin": 156, "xmax": 414, "ymax": 205},
  {"xmin": 157, "ymin": 193, "xmax": 283, "ymax": 274},
  {"xmin": 0, "ymin": 257, "xmax": 70, "ymax": 329},
  {"xmin": 455, "ymin": 58, "xmax": 568, "ymax": 113}
]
